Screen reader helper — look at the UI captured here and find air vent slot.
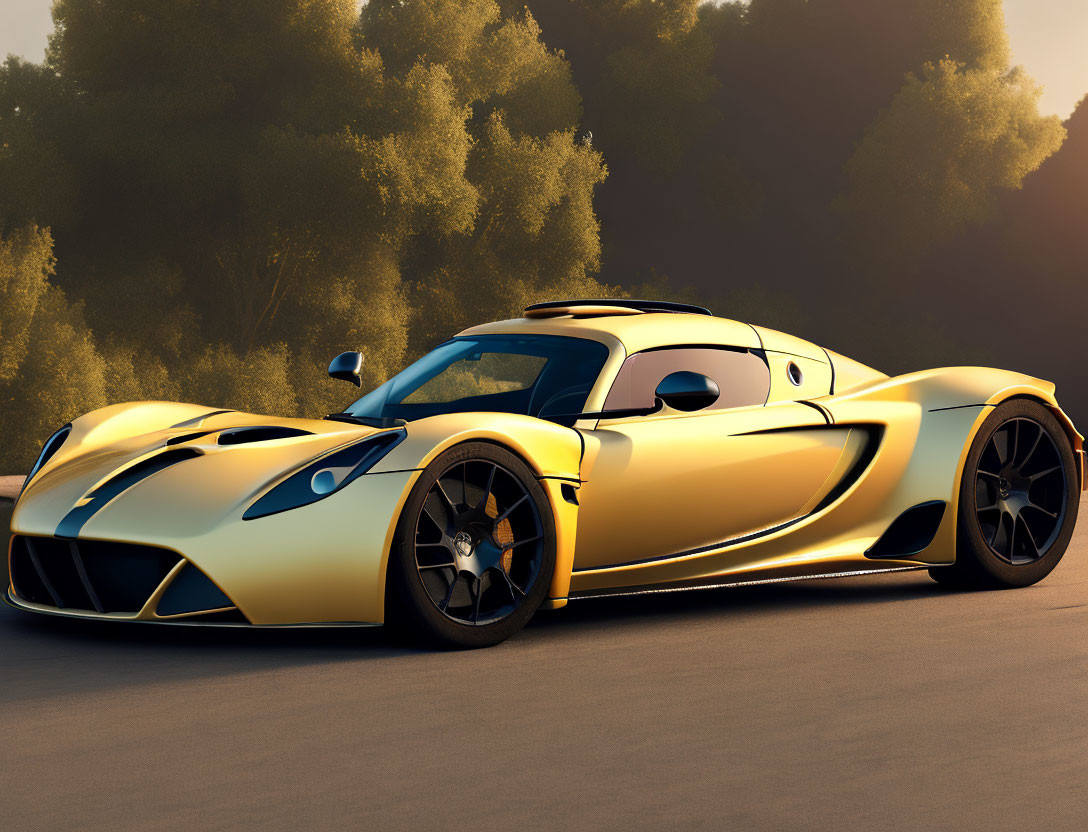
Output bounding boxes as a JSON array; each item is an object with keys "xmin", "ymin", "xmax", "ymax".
[
  {"xmin": 866, "ymin": 501, "xmax": 947, "ymax": 559},
  {"xmin": 217, "ymin": 426, "xmax": 313, "ymax": 445}
]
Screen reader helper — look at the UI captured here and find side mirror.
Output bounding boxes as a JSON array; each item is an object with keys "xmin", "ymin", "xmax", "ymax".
[
  {"xmin": 655, "ymin": 371, "xmax": 719, "ymax": 412},
  {"xmin": 328, "ymin": 351, "xmax": 364, "ymax": 387}
]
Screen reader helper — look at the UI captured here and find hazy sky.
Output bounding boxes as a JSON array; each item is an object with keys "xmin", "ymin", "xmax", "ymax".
[{"xmin": 1, "ymin": 0, "xmax": 1086, "ymax": 118}]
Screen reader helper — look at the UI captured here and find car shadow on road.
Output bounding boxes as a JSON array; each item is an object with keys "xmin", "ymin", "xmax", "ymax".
[
  {"xmin": 1, "ymin": 572, "xmax": 954, "ymax": 703},
  {"xmin": 3, "ymin": 569, "xmax": 947, "ymax": 658}
]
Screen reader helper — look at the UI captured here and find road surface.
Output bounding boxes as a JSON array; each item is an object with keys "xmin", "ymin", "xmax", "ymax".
[{"xmin": 2, "ymin": 496, "xmax": 1087, "ymax": 831}]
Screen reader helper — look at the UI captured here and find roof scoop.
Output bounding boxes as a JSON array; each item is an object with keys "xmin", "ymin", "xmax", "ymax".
[{"xmin": 524, "ymin": 299, "xmax": 712, "ymax": 318}]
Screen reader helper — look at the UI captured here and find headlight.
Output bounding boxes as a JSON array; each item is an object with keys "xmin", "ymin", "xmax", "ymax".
[
  {"xmin": 21, "ymin": 424, "xmax": 72, "ymax": 496},
  {"xmin": 242, "ymin": 429, "xmax": 406, "ymax": 520}
]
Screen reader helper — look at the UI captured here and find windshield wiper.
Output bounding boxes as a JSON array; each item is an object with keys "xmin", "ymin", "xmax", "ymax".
[{"xmin": 324, "ymin": 413, "xmax": 408, "ymax": 428}]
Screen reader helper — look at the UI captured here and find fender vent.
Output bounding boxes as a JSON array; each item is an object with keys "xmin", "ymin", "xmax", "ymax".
[{"xmin": 866, "ymin": 501, "xmax": 947, "ymax": 559}]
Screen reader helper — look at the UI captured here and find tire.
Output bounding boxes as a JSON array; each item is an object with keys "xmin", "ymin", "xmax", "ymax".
[
  {"xmin": 385, "ymin": 442, "xmax": 556, "ymax": 648},
  {"xmin": 930, "ymin": 399, "xmax": 1079, "ymax": 589}
]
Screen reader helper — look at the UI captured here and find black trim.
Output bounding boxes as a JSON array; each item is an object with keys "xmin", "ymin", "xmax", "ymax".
[
  {"xmin": 822, "ymin": 348, "xmax": 836, "ymax": 395},
  {"xmin": 928, "ymin": 404, "xmax": 987, "ymax": 412},
  {"xmin": 525, "ymin": 299, "xmax": 712, "ymax": 316},
  {"xmin": 558, "ymin": 400, "xmax": 664, "ymax": 422},
  {"xmin": 635, "ymin": 343, "xmax": 755, "ymax": 355},
  {"xmin": 797, "ymin": 400, "xmax": 832, "ymax": 424}
]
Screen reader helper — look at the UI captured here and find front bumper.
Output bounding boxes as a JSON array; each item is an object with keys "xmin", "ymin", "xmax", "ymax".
[{"xmin": 9, "ymin": 469, "xmax": 420, "ymax": 625}]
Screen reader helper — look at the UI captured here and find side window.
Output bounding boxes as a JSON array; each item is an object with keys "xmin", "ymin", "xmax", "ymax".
[{"xmin": 603, "ymin": 347, "xmax": 770, "ymax": 412}]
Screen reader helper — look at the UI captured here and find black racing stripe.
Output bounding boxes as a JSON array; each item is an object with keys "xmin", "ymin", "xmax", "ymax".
[{"xmin": 55, "ymin": 449, "xmax": 201, "ymax": 539}]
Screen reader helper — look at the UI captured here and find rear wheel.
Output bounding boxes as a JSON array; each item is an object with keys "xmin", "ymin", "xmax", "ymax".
[
  {"xmin": 386, "ymin": 442, "xmax": 556, "ymax": 648},
  {"xmin": 930, "ymin": 399, "xmax": 1078, "ymax": 589}
]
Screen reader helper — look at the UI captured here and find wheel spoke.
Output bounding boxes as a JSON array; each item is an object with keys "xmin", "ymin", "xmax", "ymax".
[
  {"xmin": 502, "ymin": 534, "xmax": 542, "ymax": 551},
  {"xmin": 1019, "ymin": 424, "xmax": 1044, "ymax": 471},
  {"xmin": 1029, "ymin": 465, "xmax": 1062, "ymax": 482},
  {"xmin": 988, "ymin": 511, "xmax": 1004, "ymax": 549},
  {"xmin": 419, "ymin": 562, "xmax": 455, "ymax": 571},
  {"xmin": 493, "ymin": 493, "xmax": 529, "ymax": 524},
  {"xmin": 462, "ymin": 463, "xmax": 469, "ymax": 508},
  {"xmin": 476, "ymin": 464, "xmax": 497, "ymax": 513},
  {"xmin": 976, "ymin": 470, "xmax": 1001, "ymax": 480},
  {"xmin": 1017, "ymin": 513, "xmax": 1040, "ymax": 560},
  {"xmin": 1006, "ymin": 512, "xmax": 1017, "ymax": 560},
  {"xmin": 976, "ymin": 502, "xmax": 1000, "ymax": 512},
  {"xmin": 1026, "ymin": 501, "xmax": 1058, "ymax": 519},
  {"xmin": 434, "ymin": 479, "xmax": 457, "ymax": 514},
  {"xmin": 1008, "ymin": 420, "xmax": 1020, "ymax": 468},
  {"xmin": 471, "ymin": 577, "xmax": 482, "ymax": 624},
  {"xmin": 422, "ymin": 502, "xmax": 447, "ymax": 534},
  {"xmin": 439, "ymin": 574, "xmax": 459, "ymax": 611},
  {"xmin": 494, "ymin": 566, "xmax": 526, "ymax": 599}
]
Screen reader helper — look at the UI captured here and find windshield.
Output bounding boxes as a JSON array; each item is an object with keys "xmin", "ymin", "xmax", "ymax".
[{"xmin": 343, "ymin": 335, "xmax": 610, "ymax": 427}]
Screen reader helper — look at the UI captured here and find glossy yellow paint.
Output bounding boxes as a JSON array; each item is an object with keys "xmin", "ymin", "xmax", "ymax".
[{"xmin": 8, "ymin": 308, "xmax": 1082, "ymax": 625}]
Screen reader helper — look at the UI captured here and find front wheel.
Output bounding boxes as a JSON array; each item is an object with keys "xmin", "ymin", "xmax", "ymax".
[
  {"xmin": 930, "ymin": 399, "xmax": 1079, "ymax": 589},
  {"xmin": 385, "ymin": 442, "xmax": 556, "ymax": 648}
]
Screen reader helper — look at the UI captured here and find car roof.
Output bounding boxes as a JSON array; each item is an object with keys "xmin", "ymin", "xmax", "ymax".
[{"xmin": 458, "ymin": 310, "xmax": 827, "ymax": 361}]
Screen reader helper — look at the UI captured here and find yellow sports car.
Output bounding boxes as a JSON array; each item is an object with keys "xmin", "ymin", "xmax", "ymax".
[{"xmin": 7, "ymin": 299, "xmax": 1085, "ymax": 647}]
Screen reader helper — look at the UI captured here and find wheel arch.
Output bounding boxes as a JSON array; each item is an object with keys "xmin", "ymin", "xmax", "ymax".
[
  {"xmin": 373, "ymin": 416, "xmax": 584, "ymax": 612},
  {"xmin": 947, "ymin": 391, "xmax": 1086, "ymax": 565},
  {"xmin": 984, "ymin": 391, "xmax": 1085, "ymax": 491}
]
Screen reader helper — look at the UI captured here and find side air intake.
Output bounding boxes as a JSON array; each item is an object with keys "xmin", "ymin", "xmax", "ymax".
[{"xmin": 865, "ymin": 501, "xmax": 947, "ymax": 559}]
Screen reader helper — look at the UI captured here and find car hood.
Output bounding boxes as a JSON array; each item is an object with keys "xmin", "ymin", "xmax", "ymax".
[{"xmin": 13, "ymin": 402, "xmax": 391, "ymax": 539}]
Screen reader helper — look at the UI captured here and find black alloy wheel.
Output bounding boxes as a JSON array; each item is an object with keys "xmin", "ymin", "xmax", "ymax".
[
  {"xmin": 931, "ymin": 399, "xmax": 1079, "ymax": 589},
  {"xmin": 973, "ymin": 417, "xmax": 1066, "ymax": 565},
  {"xmin": 387, "ymin": 442, "xmax": 556, "ymax": 647}
]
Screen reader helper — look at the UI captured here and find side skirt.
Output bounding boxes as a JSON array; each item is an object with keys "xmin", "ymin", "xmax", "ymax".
[{"xmin": 564, "ymin": 565, "xmax": 931, "ymax": 602}]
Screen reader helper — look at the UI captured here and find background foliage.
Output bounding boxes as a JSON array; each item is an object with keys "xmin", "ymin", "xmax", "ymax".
[{"xmin": 0, "ymin": 0, "xmax": 1082, "ymax": 470}]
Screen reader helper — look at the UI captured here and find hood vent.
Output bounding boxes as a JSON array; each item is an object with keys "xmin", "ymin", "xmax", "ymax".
[{"xmin": 216, "ymin": 426, "xmax": 313, "ymax": 446}]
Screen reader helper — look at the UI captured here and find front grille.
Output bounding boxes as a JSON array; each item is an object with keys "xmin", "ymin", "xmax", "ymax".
[{"xmin": 9, "ymin": 535, "xmax": 179, "ymax": 614}]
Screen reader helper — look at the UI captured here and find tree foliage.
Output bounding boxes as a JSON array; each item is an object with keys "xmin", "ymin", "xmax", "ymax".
[
  {"xmin": 839, "ymin": 60, "xmax": 1064, "ymax": 264},
  {"xmin": 0, "ymin": 0, "xmax": 1081, "ymax": 471}
]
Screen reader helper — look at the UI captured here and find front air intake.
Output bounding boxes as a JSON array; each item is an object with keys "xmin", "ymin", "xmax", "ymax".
[{"xmin": 9, "ymin": 535, "xmax": 179, "ymax": 613}]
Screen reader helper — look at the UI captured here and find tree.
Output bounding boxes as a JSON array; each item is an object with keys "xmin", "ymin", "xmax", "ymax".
[
  {"xmin": 0, "ymin": 226, "xmax": 110, "ymax": 471},
  {"xmin": 0, "ymin": 0, "xmax": 611, "ymax": 427},
  {"xmin": 838, "ymin": 59, "xmax": 1064, "ymax": 265}
]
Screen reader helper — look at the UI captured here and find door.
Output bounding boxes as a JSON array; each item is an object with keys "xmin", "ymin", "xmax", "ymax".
[{"xmin": 573, "ymin": 347, "xmax": 855, "ymax": 571}]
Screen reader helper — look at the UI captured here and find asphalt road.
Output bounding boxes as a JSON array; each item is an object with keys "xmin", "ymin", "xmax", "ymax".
[{"xmin": 2, "ymin": 496, "xmax": 1087, "ymax": 831}]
